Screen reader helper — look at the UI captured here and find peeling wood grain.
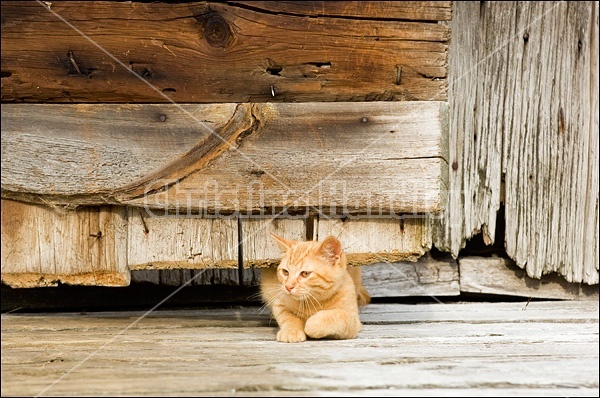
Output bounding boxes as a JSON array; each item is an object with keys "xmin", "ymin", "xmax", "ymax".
[
  {"xmin": 0, "ymin": 200, "xmax": 129, "ymax": 288},
  {"xmin": 459, "ymin": 256, "xmax": 599, "ymax": 301},
  {"xmin": 433, "ymin": 2, "xmax": 599, "ymax": 284},
  {"xmin": 0, "ymin": 1, "xmax": 449, "ymax": 103}
]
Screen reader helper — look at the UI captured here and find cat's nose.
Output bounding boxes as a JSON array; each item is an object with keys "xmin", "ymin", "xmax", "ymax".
[{"xmin": 285, "ymin": 285, "xmax": 293, "ymax": 292}]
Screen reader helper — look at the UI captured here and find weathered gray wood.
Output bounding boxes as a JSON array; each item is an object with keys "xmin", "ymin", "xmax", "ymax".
[
  {"xmin": 0, "ymin": 1, "xmax": 449, "ymax": 103},
  {"xmin": 362, "ymin": 254, "xmax": 459, "ymax": 297},
  {"xmin": 317, "ymin": 217, "xmax": 432, "ymax": 265},
  {"xmin": 241, "ymin": 218, "xmax": 307, "ymax": 267},
  {"xmin": 1, "ymin": 302, "xmax": 597, "ymax": 396},
  {"xmin": 126, "ymin": 102, "xmax": 449, "ymax": 215},
  {"xmin": 0, "ymin": 199, "xmax": 129, "ymax": 287},
  {"xmin": 434, "ymin": 2, "xmax": 599, "ymax": 284},
  {"xmin": 1, "ymin": 102, "xmax": 448, "ymax": 215},
  {"xmin": 127, "ymin": 208, "xmax": 238, "ymax": 270},
  {"xmin": 459, "ymin": 256, "xmax": 599, "ymax": 300}
]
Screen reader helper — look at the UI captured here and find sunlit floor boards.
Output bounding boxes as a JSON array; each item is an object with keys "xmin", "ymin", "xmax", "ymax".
[{"xmin": 1, "ymin": 301, "xmax": 598, "ymax": 397}]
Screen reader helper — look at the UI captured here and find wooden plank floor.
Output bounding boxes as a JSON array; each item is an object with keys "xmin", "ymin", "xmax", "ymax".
[{"xmin": 1, "ymin": 301, "xmax": 598, "ymax": 397}]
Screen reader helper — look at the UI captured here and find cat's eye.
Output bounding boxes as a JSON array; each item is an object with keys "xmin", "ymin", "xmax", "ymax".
[
  {"xmin": 300, "ymin": 271, "xmax": 312, "ymax": 278},
  {"xmin": 280, "ymin": 269, "xmax": 289, "ymax": 276}
]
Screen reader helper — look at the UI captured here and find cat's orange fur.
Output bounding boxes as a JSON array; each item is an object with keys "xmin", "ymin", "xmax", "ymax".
[{"xmin": 261, "ymin": 234, "xmax": 371, "ymax": 343}]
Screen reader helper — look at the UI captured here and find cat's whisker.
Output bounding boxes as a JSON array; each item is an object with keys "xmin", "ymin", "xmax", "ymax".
[
  {"xmin": 306, "ymin": 291, "xmax": 323, "ymax": 311},
  {"xmin": 305, "ymin": 292, "xmax": 320, "ymax": 314}
]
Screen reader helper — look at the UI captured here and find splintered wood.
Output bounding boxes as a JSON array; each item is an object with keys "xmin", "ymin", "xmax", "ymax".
[
  {"xmin": 434, "ymin": 2, "xmax": 599, "ymax": 284},
  {"xmin": 0, "ymin": 200, "xmax": 129, "ymax": 288}
]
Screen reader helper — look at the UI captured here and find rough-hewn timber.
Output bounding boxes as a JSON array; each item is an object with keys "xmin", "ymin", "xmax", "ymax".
[
  {"xmin": 317, "ymin": 217, "xmax": 432, "ymax": 264},
  {"xmin": 0, "ymin": 1, "xmax": 449, "ymax": 103},
  {"xmin": 434, "ymin": 2, "xmax": 599, "ymax": 284},
  {"xmin": 1, "ymin": 102, "xmax": 448, "ymax": 215},
  {"xmin": 1, "ymin": 302, "xmax": 598, "ymax": 396},
  {"xmin": 0, "ymin": 199, "xmax": 129, "ymax": 288}
]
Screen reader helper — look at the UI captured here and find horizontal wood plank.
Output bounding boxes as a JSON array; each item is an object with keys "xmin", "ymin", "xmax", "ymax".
[
  {"xmin": 459, "ymin": 256, "xmax": 599, "ymax": 300},
  {"xmin": 361, "ymin": 254, "xmax": 459, "ymax": 297},
  {"xmin": 1, "ymin": 102, "xmax": 448, "ymax": 215},
  {"xmin": 317, "ymin": 217, "xmax": 432, "ymax": 264},
  {"xmin": 1, "ymin": 302, "xmax": 597, "ymax": 396},
  {"xmin": 0, "ymin": 1, "xmax": 448, "ymax": 103},
  {"xmin": 127, "ymin": 208, "xmax": 238, "ymax": 270},
  {"xmin": 230, "ymin": 2, "xmax": 452, "ymax": 21},
  {"xmin": 0, "ymin": 199, "xmax": 129, "ymax": 288}
]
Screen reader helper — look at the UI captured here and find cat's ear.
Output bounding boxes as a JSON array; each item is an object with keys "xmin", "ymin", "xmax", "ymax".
[
  {"xmin": 319, "ymin": 236, "xmax": 343, "ymax": 265},
  {"xmin": 270, "ymin": 233, "xmax": 295, "ymax": 252}
]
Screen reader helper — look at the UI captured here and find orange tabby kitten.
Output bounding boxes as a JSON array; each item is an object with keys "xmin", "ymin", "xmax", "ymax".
[{"xmin": 261, "ymin": 234, "xmax": 371, "ymax": 343}]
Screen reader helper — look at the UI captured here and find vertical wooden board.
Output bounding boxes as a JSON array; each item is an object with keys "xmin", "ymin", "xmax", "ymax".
[
  {"xmin": 435, "ymin": 2, "xmax": 599, "ymax": 284},
  {"xmin": 241, "ymin": 218, "xmax": 307, "ymax": 267},
  {"xmin": 127, "ymin": 208, "xmax": 238, "ymax": 269},
  {"xmin": 317, "ymin": 218, "xmax": 432, "ymax": 265},
  {"xmin": 0, "ymin": 199, "xmax": 129, "ymax": 287}
]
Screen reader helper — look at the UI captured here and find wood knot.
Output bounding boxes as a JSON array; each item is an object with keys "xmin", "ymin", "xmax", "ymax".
[{"xmin": 203, "ymin": 14, "xmax": 231, "ymax": 48}]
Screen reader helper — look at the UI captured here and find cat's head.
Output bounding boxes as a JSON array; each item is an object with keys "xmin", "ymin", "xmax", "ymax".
[{"xmin": 271, "ymin": 233, "xmax": 347, "ymax": 301}]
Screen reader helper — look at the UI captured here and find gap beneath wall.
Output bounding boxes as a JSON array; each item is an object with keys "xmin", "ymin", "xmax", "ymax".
[{"xmin": 2, "ymin": 206, "xmax": 597, "ymax": 313}]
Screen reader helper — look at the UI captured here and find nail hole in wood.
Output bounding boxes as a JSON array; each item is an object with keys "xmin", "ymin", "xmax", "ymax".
[
  {"xmin": 1, "ymin": 71, "xmax": 12, "ymax": 78},
  {"xmin": 266, "ymin": 66, "xmax": 283, "ymax": 76}
]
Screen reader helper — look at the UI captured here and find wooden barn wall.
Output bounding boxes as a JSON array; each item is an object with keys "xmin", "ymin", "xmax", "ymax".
[{"xmin": 433, "ymin": 2, "xmax": 599, "ymax": 284}]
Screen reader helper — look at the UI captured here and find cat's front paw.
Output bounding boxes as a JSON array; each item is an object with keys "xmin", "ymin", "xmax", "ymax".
[
  {"xmin": 304, "ymin": 314, "xmax": 329, "ymax": 339},
  {"xmin": 277, "ymin": 328, "xmax": 306, "ymax": 343}
]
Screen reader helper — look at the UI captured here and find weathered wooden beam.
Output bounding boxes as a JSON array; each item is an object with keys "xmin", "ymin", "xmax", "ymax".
[
  {"xmin": 127, "ymin": 208, "xmax": 238, "ymax": 270},
  {"xmin": 459, "ymin": 257, "xmax": 599, "ymax": 301},
  {"xmin": 361, "ymin": 254, "xmax": 459, "ymax": 297},
  {"xmin": 230, "ymin": 2, "xmax": 452, "ymax": 21},
  {"xmin": 433, "ymin": 2, "xmax": 599, "ymax": 284},
  {"xmin": 1, "ymin": 102, "xmax": 448, "ymax": 215},
  {"xmin": 317, "ymin": 217, "xmax": 432, "ymax": 265},
  {"xmin": 0, "ymin": 1, "xmax": 449, "ymax": 103},
  {"xmin": 0, "ymin": 199, "xmax": 129, "ymax": 288}
]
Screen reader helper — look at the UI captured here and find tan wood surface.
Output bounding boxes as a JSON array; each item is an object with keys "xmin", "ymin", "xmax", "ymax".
[
  {"xmin": 0, "ymin": 199, "xmax": 129, "ymax": 288},
  {"xmin": 1, "ymin": 102, "xmax": 448, "ymax": 215},
  {"xmin": 1, "ymin": 301, "xmax": 598, "ymax": 396},
  {"xmin": 433, "ymin": 2, "xmax": 599, "ymax": 284},
  {"xmin": 0, "ymin": 1, "xmax": 449, "ymax": 103}
]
